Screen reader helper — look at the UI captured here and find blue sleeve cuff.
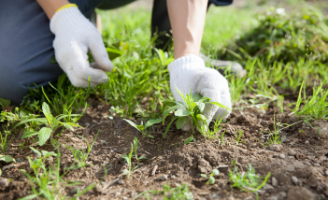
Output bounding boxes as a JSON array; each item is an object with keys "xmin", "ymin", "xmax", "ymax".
[{"xmin": 209, "ymin": 0, "xmax": 233, "ymax": 6}]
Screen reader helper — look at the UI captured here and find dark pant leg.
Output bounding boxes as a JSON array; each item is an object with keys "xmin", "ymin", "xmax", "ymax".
[
  {"xmin": 151, "ymin": 0, "xmax": 233, "ymax": 51},
  {"xmin": 0, "ymin": 0, "xmax": 134, "ymax": 106}
]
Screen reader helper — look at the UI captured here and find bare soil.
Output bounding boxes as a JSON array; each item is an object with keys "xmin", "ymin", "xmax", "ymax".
[{"xmin": 1, "ymin": 95, "xmax": 328, "ymax": 200}]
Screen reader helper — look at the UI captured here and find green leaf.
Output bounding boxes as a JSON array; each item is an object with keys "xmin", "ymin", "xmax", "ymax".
[
  {"xmin": 41, "ymin": 150, "xmax": 57, "ymax": 159},
  {"xmin": 193, "ymin": 93, "xmax": 202, "ymax": 102},
  {"xmin": 21, "ymin": 131, "xmax": 39, "ymax": 139},
  {"xmin": 51, "ymin": 139, "xmax": 60, "ymax": 148},
  {"xmin": 121, "ymin": 153, "xmax": 129, "ymax": 164},
  {"xmin": 208, "ymin": 177, "xmax": 215, "ymax": 184},
  {"xmin": 63, "ymin": 123, "xmax": 74, "ymax": 131},
  {"xmin": 30, "ymin": 147, "xmax": 41, "ymax": 156},
  {"xmin": 0, "ymin": 98, "xmax": 11, "ymax": 108},
  {"xmin": 200, "ymin": 174, "xmax": 208, "ymax": 178},
  {"xmin": 144, "ymin": 118, "xmax": 162, "ymax": 129},
  {"xmin": 212, "ymin": 169, "xmax": 220, "ymax": 176},
  {"xmin": 124, "ymin": 119, "xmax": 142, "ymax": 132},
  {"xmin": 195, "ymin": 102, "xmax": 206, "ymax": 112},
  {"xmin": 42, "ymin": 102, "xmax": 54, "ymax": 126},
  {"xmin": 0, "ymin": 155, "xmax": 15, "ymax": 163},
  {"xmin": 196, "ymin": 114, "xmax": 207, "ymax": 122},
  {"xmin": 176, "ymin": 116, "xmax": 188, "ymax": 129},
  {"xmin": 162, "ymin": 105, "xmax": 183, "ymax": 124},
  {"xmin": 17, "ymin": 194, "xmax": 39, "ymax": 200},
  {"xmin": 15, "ymin": 118, "xmax": 48, "ymax": 128},
  {"xmin": 139, "ymin": 156, "xmax": 147, "ymax": 160},
  {"xmin": 163, "ymin": 116, "xmax": 178, "ymax": 138},
  {"xmin": 136, "ymin": 125, "xmax": 144, "ymax": 131},
  {"xmin": 38, "ymin": 127, "xmax": 52, "ymax": 146},
  {"xmin": 210, "ymin": 102, "xmax": 231, "ymax": 111},
  {"xmin": 174, "ymin": 109, "xmax": 191, "ymax": 117},
  {"xmin": 184, "ymin": 135, "xmax": 194, "ymax": 144}
]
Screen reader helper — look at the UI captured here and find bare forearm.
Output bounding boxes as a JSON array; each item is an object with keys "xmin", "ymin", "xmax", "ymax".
[
  {"xmin": 167, "ymin": 0, "xmax": 208, "ymax": 59},
  {"xmin": 36, "ymin": 0, "xmax": 69, "ymax": 19}
]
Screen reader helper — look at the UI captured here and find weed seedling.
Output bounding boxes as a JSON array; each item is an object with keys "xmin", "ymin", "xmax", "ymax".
[
  {"xmin": 162, "ymin": 89, "xmax": 230, "ymax": 138},
  {"xmin": 235, "ymin": 130, "xmax": 244, "ymax": 145},
  {"xmin": 201, "ymin": 169, "xmax": 220, "ymax": 185},
  {"xmin": 124, "ymin": 118, "xmax": 162, "ymax": 138},
  {"xmin": 229, "ymin": 162, "xmax": 271, "ymax": 200},
  {"xmin": 0, "ymin": 131, "xmax": 13, "ymax": 154},
  {"xmin": 15, "ymin": 102, "xmax": 84, "ymax": 146},
  {"xmin": 133, "ymin": 137, "xmax": 147, "ymax": 163},
  {"xmin": 65, "ymin": 130, "xmax": 99, "ymax": 169},
  {"xmin": 121, "ymin": 143, "xmax": 138, "ymax": 179},
  {"xmin": 19, "ymin": 148, "xmax": 95, "ymax": 200}
]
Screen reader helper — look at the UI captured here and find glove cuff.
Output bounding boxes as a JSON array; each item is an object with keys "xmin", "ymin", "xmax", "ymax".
[
  {"xmin": 50, "ymin": 6, "xmax": 86, "ymax": 34},
  {"xmin": 168, "ymin": 55, "xmax": 205, "ymax": 73}
]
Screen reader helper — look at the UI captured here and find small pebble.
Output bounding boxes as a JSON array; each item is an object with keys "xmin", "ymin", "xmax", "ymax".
[
  {"xmin": 291, "ymin": 176, "xmax": 299, "ymax": 185},
  {"xmin": 84, "ymin": 122, "xmax": 90, "ymax": 127},
  {"xmin": 272, "ymin": 177, "xmax": 278, "ymax": 187},
  {"xmin": 117, "ymin": 179, "xmax": 124, "ymax": 185},
  {"xmin": 279, "ymin": 154, "xmax": 286, "ymax": 159},
  {"xmin": 210, "ymin": 193, "xmax": 220, "ymax": 200},
  {"xmin": 278, "ymin": 192, "xmax": 287, "ymax": 198},
  {"xmin": 100, "ymin": 140, "xmax": 107, "ymax": 144},
  {"xmin": 305, "ymin": 140, "xmax": 309, "ymax": 144},
  {"xmin": 287, "ymin": 164, "xmax": 295, "ymax": 172},
  {"xmin": 324, "ymin": 169, "xmax": 328, "ymax": 176},
  {"xmin": 263, "ymin": 184, "xmax": 274, "ymax": 191},
  {"xmin": 288, "ymin": 149, "xmax": 297, "ymax": 156},
  {"xmin": 70, "ymin": 187, "xmax": 78, "ymax": 195},
  {"xmin": 16, "ymin": 158, "xmax": 24, "ymax": 163},
  {"xmin": 313, "ymin": 163, "xmax": 320, "ymax": 167},
  {"xmin": 155, "ymin": 175, "xmax": 168, "ymax": 181},
  {"xmin": 270, "ymin": 144, "xmax": 283, "ymax": 152},
  {"xmin": 0, "ymin": 178, "xmax": 10, "ymax": 188},
  {"xmin": 171, "ymin": 175, "xmax": 176, "ymax": 180},
  {"xmin": 267, "ymin": 196, "xmax": 278, "ymax": 200},
  {"xmin": 122, "ymin": 197, "xmax": 128, "ymax": 200}
]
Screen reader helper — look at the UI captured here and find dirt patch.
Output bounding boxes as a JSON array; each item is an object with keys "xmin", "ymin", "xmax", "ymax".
[{"xmin": 1, "ymin": 97, "xmax": 328, "ymax": 200}]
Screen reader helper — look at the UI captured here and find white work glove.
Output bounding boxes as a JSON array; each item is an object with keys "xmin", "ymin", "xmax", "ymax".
[
  {"xmin": 168, "ymin": 55, "xmax": 232, "ymax": 130},
  {"xmin": 50, "ymin": 5, "xmax": 113, "ymax": 87}
]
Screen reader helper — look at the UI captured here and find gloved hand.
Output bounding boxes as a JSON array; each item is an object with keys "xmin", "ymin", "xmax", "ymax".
[
  {"xmin": 50, "ymin": 4, "xmax": 113, "ymax": 87},
  {"xmin": 168, "ymin": 55, "xmax": 232, "ymax": 130}
]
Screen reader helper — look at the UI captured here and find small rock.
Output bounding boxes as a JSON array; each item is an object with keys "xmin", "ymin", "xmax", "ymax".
[
  {"xmin": 278, "ymin": 192, "xmax": 287, "ymax": 198},
  {"xmin": 272, "ymin": 177, "xmax": 278, "ymax": 187},
  {"xmin": 210, "ymin": 193, "xmax": 220, "ymax": 200},
  {"xmin": 305, "ymin": 140, "xmax": 309, "ymax": 144},
  {"xmin": 267, "ymin": 196, "xmax": 278, "ymax": 200},
  {"xmin": 117, "ymin": 179, "xmax": 124, "ymax": 185},
  {"xmin": 263, "ymin": 184, "xmax": 274, "ymax": 191},
  {"xmin": 288, "ymin": 156, "xmax": 295, "ymax": 159},
  {"xmin": 198, "ymin": 158, "xmax": 212, "ymax": 173},
  {"xmin": 16, "ymin": 158, "xmax": 24, "ymax": 163},
  {"xmin": 70, "ymin": 187, "xmax": 78, "ymax": 195},
  {"xmin": 313, "ymin": 163, "xmax": 320, "ymax": 167},
  {"xmin": 0, "ymin": 178, "xmax": 10, "ymax": 188},
  {"xmin": 84, "ymin": 122, "xmax": 90, "ymax": 127},
  {"xmin": 288, "ymin": 149, "xmax": 297, "ymax": 156},
  {"xmin": 324, "ymin": 169, "xmax": 328, "ymax": 176},
  {"xmin": 155, "ymin": 175, "xmax": 168, "ymax": 181},
  {"xmin": 257, "ymin": 189, "xmax": 265, "ymax": 195},
  {"xmin": 270, "ymin": 144, "xmax": 283, "ymax": 152},
  {"xmin": 244, "ymin": 196, "xmax": 253, "ymax": 200},
  {"xmin": 100, "ymin": 140, "xmax": 107, "ymax": 144},
  {"xmin": 279, "ymin": 154, "xmax": 286, "ymax": 159},
  {"xmin": 287, "ymin": 164, "xmax": 295, "ymax": 172},
  {"xmin": 291, "ymin": 176, "xmax": 299, "ymax": 185},
  {"xmin": 122, "ymin": 197, "xmax": 128, "ymax": 200},
  {"xmin": 171, "ymin": 175, "xmax": 176, "ymax": 180}
]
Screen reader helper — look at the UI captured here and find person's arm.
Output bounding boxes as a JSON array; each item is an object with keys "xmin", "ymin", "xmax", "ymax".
[
  {"xmin": 166, "ymin": 0, "xmax": 232, "ymax": 130},
  {"xmin": 167, "ymin": 0, "xmax": 208, "ymax": 59},
  {"xmin": 36, "ymin": 0, "xmax": 69, "ymax": 19}
]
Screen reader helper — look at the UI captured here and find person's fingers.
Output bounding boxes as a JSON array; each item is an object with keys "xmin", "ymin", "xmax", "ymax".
[
  {"xmin": 88, "ymin": 33, "xmax": 113, "ymax": 72},
  {"xmin": 65, "ymin": 70, "xmax": 99, "ymax": 88}
]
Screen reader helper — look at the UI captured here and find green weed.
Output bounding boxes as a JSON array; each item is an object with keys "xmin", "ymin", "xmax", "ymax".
[
  {"xmin": 133, "ymin": 137, "xmax": 147, "ymax": 163},
  {"xmin": 229, "ymin": 163, "xmax": 271, "ymax": 200},
  {"xmin": 124, "ymin": 118, "xmax": 162, "ymax": 138},
  {"xmin": 121, "ymin": 143, "xmax": 138, "ymax": 179},
  {"xmin": 201, "ymin": 169, "xmax": 220, "ymax": 185},
  {"xmin": 15, "ymin": 102, "xmax": 84, "ymax": 146}
]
